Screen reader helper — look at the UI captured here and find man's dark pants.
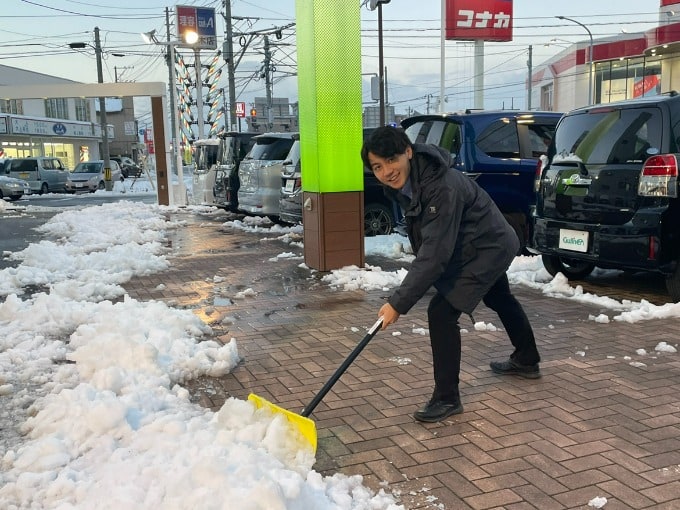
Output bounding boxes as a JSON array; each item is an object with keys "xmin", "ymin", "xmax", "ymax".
[{"xmin": 427, "ymin": 274, "xmax": 540, "ymax": 402}]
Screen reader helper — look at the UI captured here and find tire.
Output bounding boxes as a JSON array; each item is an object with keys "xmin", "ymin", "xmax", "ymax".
[
  {"xmin": 665, "ymin": 262, "xmax": 680, "ymax": 302},
  {"xmin": 541, "ymin": 254, "xmax": 595, "ymax": 280},
  {"xmin": 98, "ymin": 181, "xmax": 105, "ymax": 190},
  {"xmin": 364, "ymin": 202, "xmax": 394, "ymax": 237},
  {"xmin": 40, "ymin": 182, "xmax": 48, "ymax": 195}
]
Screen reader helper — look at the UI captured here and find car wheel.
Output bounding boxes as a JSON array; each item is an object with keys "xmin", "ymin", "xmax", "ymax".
[
  {"xmin": 40, "ymin": 183, "xmax": 48, "ymax": 195},
  {"xmin": 541, "ymin": 254, "xmax": 595, "ymax": 280},
  {"xmin": 664, "ymin": 262, "xmax": 680, "ymax": 302},
  {"xmin": 364, "ymin": 202, "xmax": 393, "ymax": 237},
  {"xmin": 98, "ymin": 181, "xmax": 105, "ymax": 190}
]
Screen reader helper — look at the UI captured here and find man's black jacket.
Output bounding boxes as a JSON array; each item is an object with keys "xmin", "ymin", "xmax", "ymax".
[{"xmin": 383, "ymin": 143, "xmax": 519, "ymax": 315}]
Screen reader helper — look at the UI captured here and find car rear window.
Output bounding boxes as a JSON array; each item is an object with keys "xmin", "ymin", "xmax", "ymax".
[
  {"xmin": 247, "ymin": 137, "xmax": 294, "ymax": 160},
  {"xmin": 553, "ymin": 107, "xmax": 663, "ymax": 165},
  {"xmin": 9, "ymin": 160, "xmax": 38, "ymax": 172},
  {"xmin": 403, "ymin": 120, "xmax": 462, "ymax": 155}
]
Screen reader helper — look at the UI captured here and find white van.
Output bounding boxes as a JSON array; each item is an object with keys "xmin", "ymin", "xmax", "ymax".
[
  {"xmin": 190, "ymin": 139, "xmax": 220, "ymax": 205},
  {"xmin": 6, "ymin": 157, "xmax": 69, "ymax": 194}
]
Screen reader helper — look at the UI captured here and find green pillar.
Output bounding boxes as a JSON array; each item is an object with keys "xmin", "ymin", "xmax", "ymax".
[{"xmin": 296, "ymin": 0, "xmax": 365, "ymax": 271}]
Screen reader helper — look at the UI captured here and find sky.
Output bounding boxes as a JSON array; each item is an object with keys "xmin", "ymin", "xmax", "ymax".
[
  {"xmin": 0, "ymin": 178, "xmax": 678, "ymax": 508},
  {"xmin": 0, "ymin": 0, "xmax": 668, "ymax": 128}
]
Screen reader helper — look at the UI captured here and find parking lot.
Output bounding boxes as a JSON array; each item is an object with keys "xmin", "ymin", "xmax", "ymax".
[{"xmin": 121, "ymin": 211, "xmax": 680, "ymax": 510}]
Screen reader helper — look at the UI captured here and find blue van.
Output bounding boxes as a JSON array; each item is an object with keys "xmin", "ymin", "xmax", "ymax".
[{"xmin": 402, "ymin": 110, "xmax": 562, "ymax": 252}]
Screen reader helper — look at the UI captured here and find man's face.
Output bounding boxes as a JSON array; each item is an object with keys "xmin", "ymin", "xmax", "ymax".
[{"xmin": 367, "ymin": 146, "xmax": 412, "ymax": 189}]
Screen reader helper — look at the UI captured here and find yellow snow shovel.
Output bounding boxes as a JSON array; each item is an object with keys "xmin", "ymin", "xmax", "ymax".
[{"xmin": 248, "ymin": 317, "xmax": 383, "ymax": 453}]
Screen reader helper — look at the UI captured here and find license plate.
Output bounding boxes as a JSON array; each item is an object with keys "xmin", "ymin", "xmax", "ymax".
[
  {"xmin": 76, "ymin": 183, "xmax": 84, "ymax": 188},
  {"xmin": 284, "ymin": 179, "xmax": 295, "ymax": 193},
  {"xmin": 19, "ymin": 173, "xmax": 29, "ymax": 179},
  {"xmin": 558, "ymin": 229, "xmax": 588, "ymax": 253}
]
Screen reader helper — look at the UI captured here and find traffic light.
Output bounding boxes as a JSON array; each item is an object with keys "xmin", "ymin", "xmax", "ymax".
[{"xmin": 250, "ymin": 108, "xmax": 257, "ymax": 117}]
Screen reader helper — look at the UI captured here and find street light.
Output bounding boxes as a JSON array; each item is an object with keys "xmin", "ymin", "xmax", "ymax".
[
  {"xmin": 556, "ymin": 15, "xmax": 594, "ymax": 105},
  {"xmin": 69, "ymin": 27, "xmax": 112, "ymax": 189},
  {"xmin": 142, "ymin": 29, "xmax": 187, "ymax": 206},
  {"xmin": 367, "ymin": 0, "xmax": 391, "ymax": 126}
]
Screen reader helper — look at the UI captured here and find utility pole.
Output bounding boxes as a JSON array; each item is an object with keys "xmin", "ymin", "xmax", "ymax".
[
  {"xmin": 264, "ymin": 35, "xmax": 272, "ymax": 129},
  {"xmin": 224, "ymin": 0, "xmax": 237, "ymax": 131},
  {"xmin": 194, "ymin": 48, "xmax": 205, "ymax": 139},
  {"xmin": 94, "ymin": 26, "xmax": 111, "ymax": 187},
  {"xmin": 165, "ymin": 7, "xmax": 178, "ymax": 171},
  {"xmin": 527, "ymin": 45, "xmax": 533, "ymax": 110}
]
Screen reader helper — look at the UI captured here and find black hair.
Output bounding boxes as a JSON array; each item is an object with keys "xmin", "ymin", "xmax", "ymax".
[{"xmin": 360, "ymin": 125, "xmax": 412, "ymax": 170}]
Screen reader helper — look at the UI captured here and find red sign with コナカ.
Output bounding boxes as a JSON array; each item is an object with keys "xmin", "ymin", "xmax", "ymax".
[{"xmin": 446, "ymin": 0, "xmax": 513, "ymax": 42}]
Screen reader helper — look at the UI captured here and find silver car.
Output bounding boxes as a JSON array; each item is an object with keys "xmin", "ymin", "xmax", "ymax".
[
  {"xmin": 66, "ymin": 160, "xmax": 124, "ymax": 193},
  {"xmin": 0, "ymin": 174, "xmax": 31, "ymax": 201},
  {"xmin": 238, "ymin": 132, "xmax": 296, "ymax": 221},
  {"xmin": 6, "ymin": 157, "xmax": 69, "ymax": 194}
]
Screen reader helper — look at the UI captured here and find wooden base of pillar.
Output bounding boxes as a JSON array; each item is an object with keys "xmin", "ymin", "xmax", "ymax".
[{"xmin": 302, "ymin": 191, "xmax": 365, "ymax": 271}]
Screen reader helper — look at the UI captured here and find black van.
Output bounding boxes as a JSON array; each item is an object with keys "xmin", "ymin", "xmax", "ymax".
[
  {"xmin": 533, "ymin": 92, "xmax": 680, "ymax": 301},
  {"xmin": 213, "ymin": 132, "xmax": 257, "ymax": 212}
]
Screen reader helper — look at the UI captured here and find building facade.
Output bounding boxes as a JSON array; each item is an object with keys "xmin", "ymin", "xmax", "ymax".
[
  {"xmin": 0, "ymin": 63, "xmax": 138, "ymax": 169},
  {"xmin": 531, "ymin": 1, "xmax": 680, "ymax": 113}
]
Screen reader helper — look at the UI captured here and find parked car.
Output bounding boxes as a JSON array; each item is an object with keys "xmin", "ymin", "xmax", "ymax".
[
  {"xmin": 277, "ymin": 128, "xmax": 402, "ymax": 236},
  {"xmin": 66, "ymin": 160, "xmax": 124, "ymax": 193},
  {"xmin": 213, "ymin": 132, "xmax": 257, "ymax": 212},
  {"xmin": 110, "ymin": 156, "xmax": 142, "ymax": 178},
  {"xmin": 0, "ymin": 174, "xmax": 31, "ymax": 201},
  {"xmin": 533, "ymin": 91, "xmax": 680, "ymax": 302},
  {"xmin": 238, "ymin": 132, "xmax": 296, "ymax": 221},
  {"xmin": 189, "ymin": 139, "xmax": 220, "ymax": 205},
  {"xmin": 279, "ymin": 135, "xmax": 302, "ymax": 225},
  {"xmin": 6, "ymin": 156, "xmax": 70, "ymax": 194},
  {"xmin": 401, "ymin": 110, "xmax": 562, "ymax": 251}
]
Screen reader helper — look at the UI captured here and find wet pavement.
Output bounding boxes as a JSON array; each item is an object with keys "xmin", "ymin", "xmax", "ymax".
[{"xmin": 123, "ymin": 210, "xmax": 680, "ymax": 510}]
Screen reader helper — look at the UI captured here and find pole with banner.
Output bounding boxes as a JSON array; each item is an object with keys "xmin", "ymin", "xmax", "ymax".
[
  {"xmin": 445, "ymin": 0, "xmax": 513, "ymax": 109},
  {"xmin": 235, "ymin": 101, "xmax": 246, "ymax": 132}
]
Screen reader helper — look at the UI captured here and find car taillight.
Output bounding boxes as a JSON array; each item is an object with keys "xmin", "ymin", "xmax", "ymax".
[
  {"xmin": 638, "ymin": 154, "xmax": 678, "ymax": 198},
  {"xmin": 534, "ymin": 155, "xmax": 547, "ymax": 193}
]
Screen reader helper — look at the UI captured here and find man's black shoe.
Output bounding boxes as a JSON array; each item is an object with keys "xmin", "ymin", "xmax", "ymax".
[
  {"xmin": 490, "ymin": 359, "xmax": 541, "ymax": 379},
  {"xmin": 413, "ymin": 399, "xmax": 463, "ymax": 423}
]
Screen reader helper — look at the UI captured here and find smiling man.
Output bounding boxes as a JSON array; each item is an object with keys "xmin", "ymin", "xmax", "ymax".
[{"xmin": 361, "ymin": 126, "xmax": 542, "ymax": 422}]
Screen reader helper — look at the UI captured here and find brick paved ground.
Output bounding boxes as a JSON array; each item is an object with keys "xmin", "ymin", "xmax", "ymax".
[{"xmin": 123, "ymin": 210, "xmax": 680, "ymax": 510}]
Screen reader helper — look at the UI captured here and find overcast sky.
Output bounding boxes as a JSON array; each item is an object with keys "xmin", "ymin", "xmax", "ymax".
[{"xmin": 0, "ymin": 0, "xmax": 667, "ymax": 121}]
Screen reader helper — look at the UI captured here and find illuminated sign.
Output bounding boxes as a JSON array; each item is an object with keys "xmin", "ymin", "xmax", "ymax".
[
  {"xmin": 176, "ymin": 5, "xmax": 217, "ymax": 50},
  {"xmin": 446, "ymin": 0, "xmax": 513, "ymax": 42},
  {"xmin": 235, "ymin": 102, "xmax": 246, "ymax": 118}
]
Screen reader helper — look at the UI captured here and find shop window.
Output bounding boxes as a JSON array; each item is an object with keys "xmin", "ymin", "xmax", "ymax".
[{"xmin": 598, "ymin": 57, "xmax": 661, "ymax": 105}]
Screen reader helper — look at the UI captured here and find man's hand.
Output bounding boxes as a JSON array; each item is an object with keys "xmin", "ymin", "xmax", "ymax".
[{"xmin": 378, "ymin": 303, "xmax": 400, "ymax": 330}]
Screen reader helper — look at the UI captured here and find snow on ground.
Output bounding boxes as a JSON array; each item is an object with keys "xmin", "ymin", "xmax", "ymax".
[{"xmin": 0, "ymin": 190, "xmax": 677, "ymax": 509}]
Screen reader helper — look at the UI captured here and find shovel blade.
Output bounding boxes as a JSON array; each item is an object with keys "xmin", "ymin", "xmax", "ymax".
[{"xmin": 248, "ymin": 393, "xmax": 317, "ymax": 453}]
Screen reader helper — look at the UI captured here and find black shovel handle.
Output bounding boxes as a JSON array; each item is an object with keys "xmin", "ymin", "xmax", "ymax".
[{"xmin": 301, "ymin": 317, "xmax": 383, "ymax": 417}]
